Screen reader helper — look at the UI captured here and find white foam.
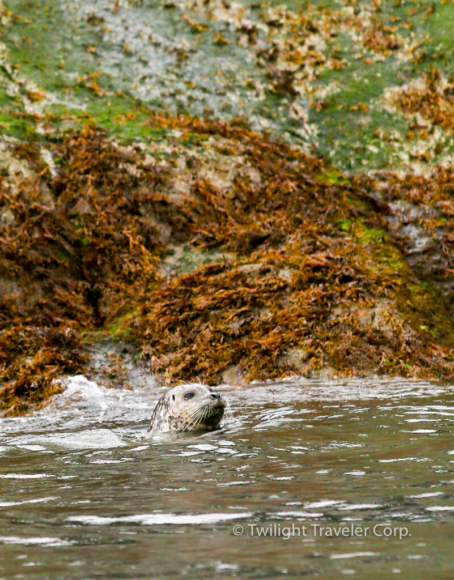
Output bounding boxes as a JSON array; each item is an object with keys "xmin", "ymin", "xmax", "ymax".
[
  {"xmin": 304, "ymin": 500, "xmax": 345, "ymax": 508},
  {"xmin": 0, "ymin": 474, "xmax": 54, "ymax": 479},
  {"xmin": 274, "ymin": 511, "xmax": 324, "ymax": 518},
  {"xmin": 379, "ymin": 458, "xmax": 429, "ymax": 463},
  {"xmin": 0, "ymin": 536, "xmax": 72, "ymax": 546},
  {"xmin": 0, "ymin": 374, "xmax": 156, "ymax": 438},
  {"xmin": 0, "ymin": 497, "xmax": 57, "ymax": 507},
  {"xmin": 67, "ymin": 512, "xmax": 253, "ymax": 525},
  {"xmin": 409, "ymin": 492, "xmax": 443, "ymax": 499},
  {"xmin": 331, "ymin": 552, "xmax": 379, "ymax": 560},
  {"xmin": 10, "ymin": 429, "xmax": 126, "ymax": 450},
  {"xmin": 338, "ymin": 504, "xmax": 382, "ymax": 510},
  {"xmin": 47, "ymin": 429, "xmax": 126, "ymax": 450}
]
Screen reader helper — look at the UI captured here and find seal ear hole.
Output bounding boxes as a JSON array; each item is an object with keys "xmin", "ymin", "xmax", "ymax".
[
  {"xmin": 184, "ymin": 392, "xmax": 195, "ymax": 400},
  {"xmin": 172, "ymin": 395, "xmax": 175, "ymax": 401}
]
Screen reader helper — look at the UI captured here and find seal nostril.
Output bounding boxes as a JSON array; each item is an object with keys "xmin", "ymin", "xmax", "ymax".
[{"xmin": 211, "ymin": 393, "xmax": 220, "ymax": 400}]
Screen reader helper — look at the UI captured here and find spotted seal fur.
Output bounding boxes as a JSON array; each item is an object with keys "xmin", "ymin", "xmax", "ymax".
[{"xmin": 147, "ymin": 384, "xmax": 226, "ymax": 436}]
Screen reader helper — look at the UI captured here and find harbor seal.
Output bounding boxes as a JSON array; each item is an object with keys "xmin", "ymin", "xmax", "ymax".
[{"xmin": 147, "ymin": 384, "xmax": 226, "ymax": 436}]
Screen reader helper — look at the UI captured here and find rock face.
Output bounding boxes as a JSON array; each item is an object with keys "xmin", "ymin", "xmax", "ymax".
[
  {"xmin": 2, "ymin": 0, "xmax": 454, "ymax": 414},
  {"xmin": 2, "ymin": 122, "xmax": 454, "ymax": 416}
]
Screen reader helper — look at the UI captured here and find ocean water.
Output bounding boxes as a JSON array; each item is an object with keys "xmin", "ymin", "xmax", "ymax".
[{"xmin": 1, "ymin": 375, "xmax": 454, "ymax": 578}]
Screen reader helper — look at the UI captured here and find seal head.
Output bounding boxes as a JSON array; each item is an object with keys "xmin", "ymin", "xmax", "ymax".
[{"xmin": 147, "ymin": 384, "xmax": 225, "ymax": 436}]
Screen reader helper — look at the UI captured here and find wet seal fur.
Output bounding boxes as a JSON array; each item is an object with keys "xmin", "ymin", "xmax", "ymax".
[{"xmin": 147, "ymin": 384, "xmax": 226, "ymax": 436}]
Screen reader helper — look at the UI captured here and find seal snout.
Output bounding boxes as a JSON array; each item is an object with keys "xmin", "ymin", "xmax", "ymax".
[{"xmin": 207, "ymin": 391, "xmax": 225, "ymax": 413}]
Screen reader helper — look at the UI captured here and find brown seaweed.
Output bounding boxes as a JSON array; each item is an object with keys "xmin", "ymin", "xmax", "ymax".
[{"xmin": 2, "ymin": 114, "xmax": 454, "ymax": 415}]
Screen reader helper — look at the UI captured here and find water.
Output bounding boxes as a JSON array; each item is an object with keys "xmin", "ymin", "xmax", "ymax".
[{"xmin": 2, "ymin": 375, "xmax": 454, "ymax": 579}]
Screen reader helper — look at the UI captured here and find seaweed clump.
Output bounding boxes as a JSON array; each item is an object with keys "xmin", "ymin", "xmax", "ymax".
[
  {"xmin": 0, "ymin": 126, "xmax": 167, "ymax": 414},
  {"xmin": 363, "ymin": 19, "xmax": 400, "ymax": 54},
  {"xmin": 393, "ymin": 68, "xmax": 454, "ymax": 133},
  {"xmin": 132, "ymin": 113, "xmax": 454, "ymax": 384}
]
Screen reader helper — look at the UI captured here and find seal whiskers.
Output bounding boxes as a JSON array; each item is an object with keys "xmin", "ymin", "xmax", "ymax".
[{"xmin": 181, "ymin": 408, "xmax": 204, "ymax": 431}]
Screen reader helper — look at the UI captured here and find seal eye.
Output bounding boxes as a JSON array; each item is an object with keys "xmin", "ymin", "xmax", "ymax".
[
  {"xmin": 172, "ymin": 395, "xmax": 175, "ymax": 401},
  {"xmin": 184, "ymin": 392, "xmax": 194, "ymax": 401}
]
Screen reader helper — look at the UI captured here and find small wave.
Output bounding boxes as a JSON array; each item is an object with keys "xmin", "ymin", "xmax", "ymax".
[
  {"xmin": 0, "ymin": 536, "xmax": 72, "ymax": 546},
  {"xmin": 67, "ymin": 512, "xmax": 253, "ymax": 525}
]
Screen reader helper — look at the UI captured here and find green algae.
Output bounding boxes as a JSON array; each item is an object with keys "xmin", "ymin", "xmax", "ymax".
[
  {"xmin": 417, "ymin": 2, "xmax": 454, "ymax": 73},
  {"xmin": 1, "ymin": 0, "xmax": 168, "ymax": 143},
  {"xmin": 0, "ymin": 109, "xmax": 37, "ymax": 139},
  {"xmin": 355, "ymin": 223, "xmax": 388, "ymax": 244},
  {"xmin": 5, "ymin": 0, "xmax": 454, "ymax": 170}
]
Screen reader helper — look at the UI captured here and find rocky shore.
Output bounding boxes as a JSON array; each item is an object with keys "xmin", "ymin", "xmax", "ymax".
[{"xmin": 1, "ymin": 0, "xmax": 454, "ymax": 415}]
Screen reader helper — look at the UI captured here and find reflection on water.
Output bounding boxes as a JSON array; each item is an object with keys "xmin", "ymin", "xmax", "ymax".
[{"xmin": 1, "ymin": 375, "xmax": 454, "ymax": 578}]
